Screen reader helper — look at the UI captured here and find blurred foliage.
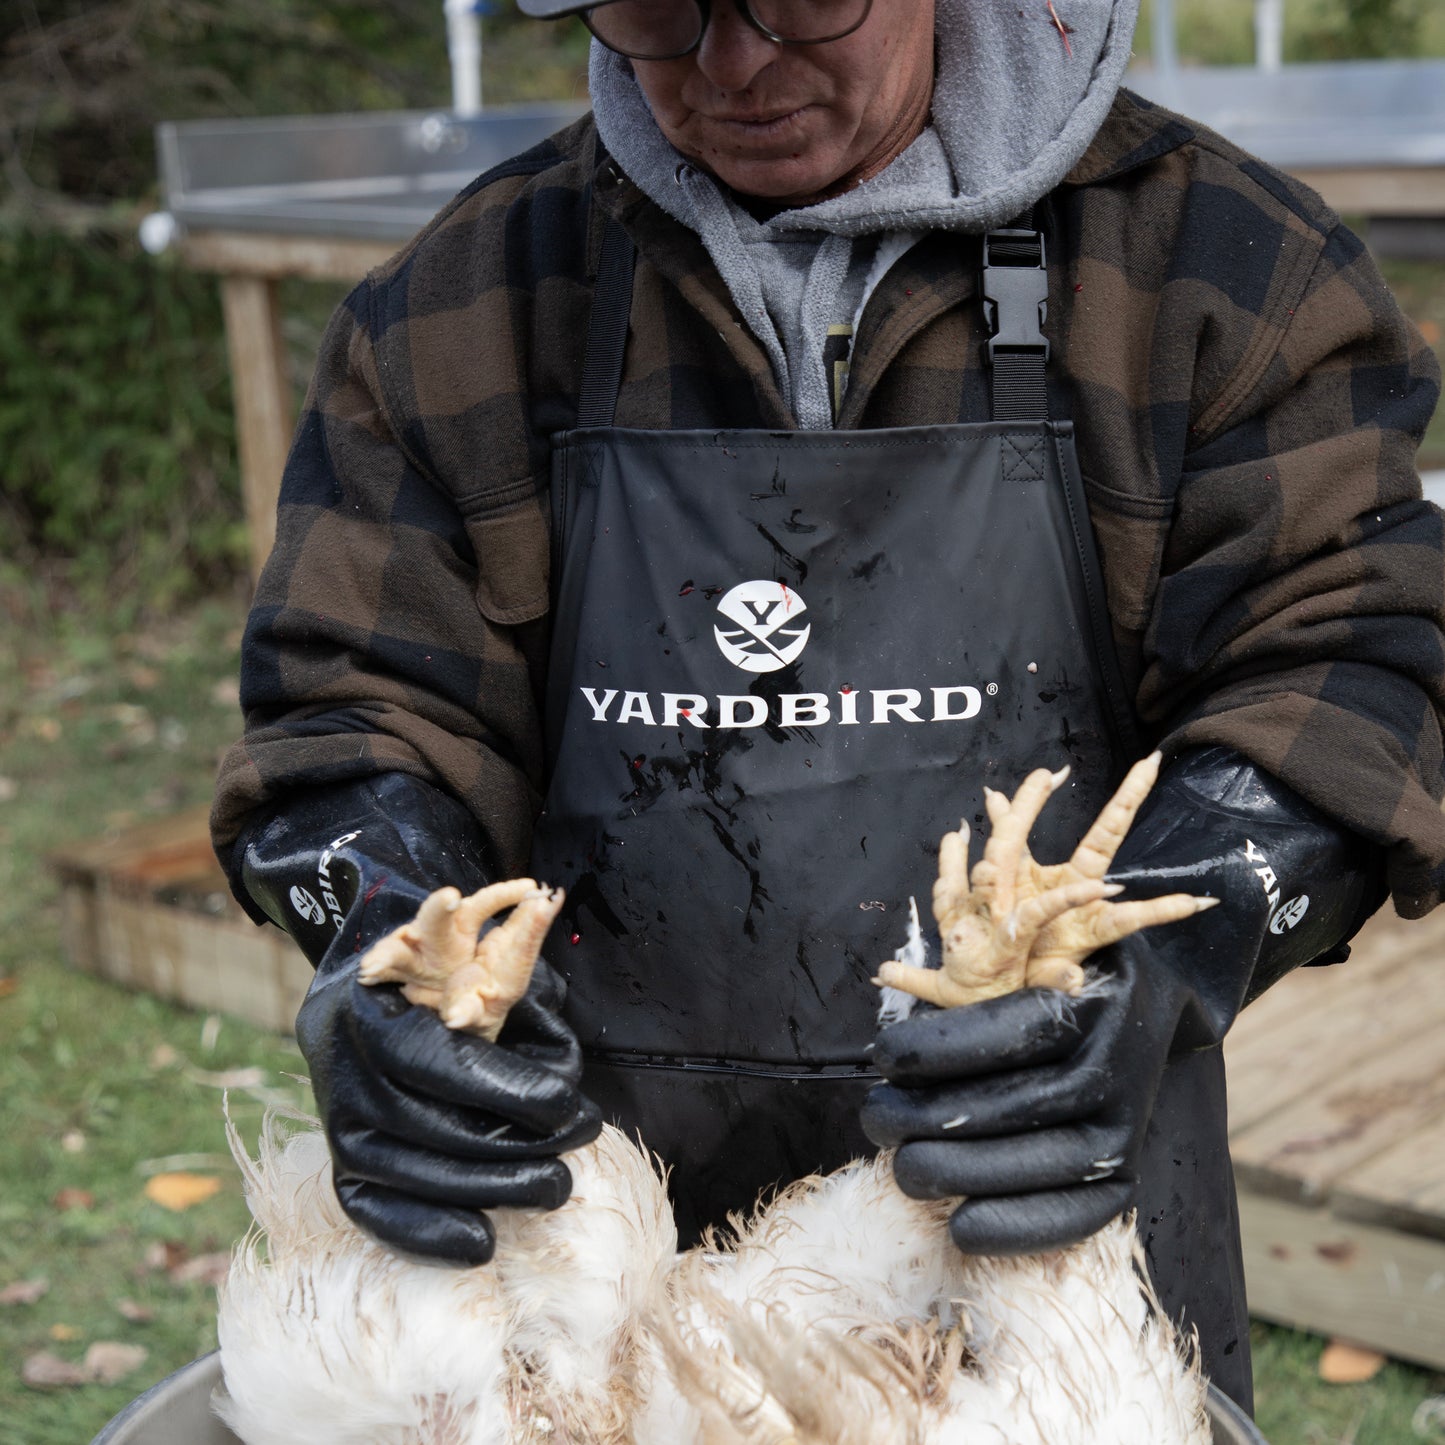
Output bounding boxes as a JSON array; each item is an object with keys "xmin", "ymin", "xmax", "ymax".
[
  {"xmin": 1307, "ymin": 0, "xmax": 1427, "ymax": 59},
  {"xmin": 1136, "ymin": 0, "xmax": 1445, "ymax": 64},
  {"xmin": 0, "ymin": 2, "xmax": 586, "ymax": 621},
  {"xmin": 0, "ymin": 0, "xmax": 450, "ymax": 210},
  {"xmin": 0, "ymin": 227, "xmax": 244, "ymax": 623}
]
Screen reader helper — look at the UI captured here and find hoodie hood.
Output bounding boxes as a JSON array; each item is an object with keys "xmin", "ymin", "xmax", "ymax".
[
  {"xmin": 592, "ymin": 0, "xmax": 1139, "ymax": 237},
  {"xmin": 590, "ymin": 0, "xmax": 1140, "ymax": 423}
]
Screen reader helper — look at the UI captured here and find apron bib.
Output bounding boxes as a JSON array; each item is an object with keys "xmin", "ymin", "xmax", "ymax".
[{"xmin": 527, "ymin": 219, "xmax": 1251, "ymax": 1408}]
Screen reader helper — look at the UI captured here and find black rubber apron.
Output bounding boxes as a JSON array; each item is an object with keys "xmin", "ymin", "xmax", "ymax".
[{"xmin": 530, "ymin": 223, "xmax": 1252, "ymax": 1409}]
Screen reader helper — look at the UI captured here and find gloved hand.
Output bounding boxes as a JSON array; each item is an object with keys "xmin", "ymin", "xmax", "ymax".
[
  {"xmin": 232, "ymin": 771, "xmax": 601, "ymax": 1264},
  {"xmin": 861, "ymin": 746, "xmax": 1383, "ymax": 1255}
]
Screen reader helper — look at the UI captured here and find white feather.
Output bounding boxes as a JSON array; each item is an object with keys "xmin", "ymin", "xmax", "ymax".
[
  {"xmin": 875, "ymin": 897, "xmax": 930, "ymax": 1027},
  {"xmin": 217, "ymin": 1118, "xmax": 674, "ymax": 1445},
  {"xmin": 217, "ymin": 1112, "xmax": 1209, "ymax": 1445},
  {"xmin": 217, "ymin": 1121, "xmax": 513, "ymax": 1445}
]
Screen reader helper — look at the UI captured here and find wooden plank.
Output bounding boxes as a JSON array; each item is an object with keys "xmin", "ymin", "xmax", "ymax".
[
  {"xmin": 1224, "ymin": 906, "xmax": 1426, "ymax": 1063},
  {"xmin": 50, "ymin": 809, "xmax": 313, "ymax": 1034},
  {"xmin": 1332, "ymin": 1110, "xmax": 1445, "ymax": 1241},
  {"xmin": 180, "ymin": 230, "xmax": 395, "ymax": 282},
  {"xmin": 1239, "ymin": 1190, "xmax": 1445, "ymax": 1373},
  {"xmin": 1224, "ymin": 920, "xmax": 1445, "ymax": 1136},
  {"xmin": 49, "ymin": 804, "xmax": 215, "ymax": 878},
  {"xmin": 1292, "ymin": 165, "xmax": 1445, "ymax": 217},
  {"xmin": 1230, "ymin": 1019, "xmax": 1445, "ymax": 1201},
  {"xmin": 100, "ymin": 887, "xmax": 311, "ymax": 1033},
  {"xmin": 220, "ymin": 275, "xmax": 293, "ymax": 581}
]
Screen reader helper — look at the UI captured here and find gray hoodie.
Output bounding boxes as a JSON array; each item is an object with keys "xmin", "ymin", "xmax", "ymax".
[{"xmin": 590, "ymin": 0, "xmax": 1140, "ymax": 427}]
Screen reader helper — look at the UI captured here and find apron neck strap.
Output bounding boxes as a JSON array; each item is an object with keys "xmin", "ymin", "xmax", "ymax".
[
  {"xmin": 580, "ymin": 214, "xmax": 1054, "ymax": 428},
  {"xmin": 577, "ymin": 218, "xmax": 637, "ymax": 429},
  {"xmin": 981, "ymin": 224, "xmax": 1051, "ymax": 422}
]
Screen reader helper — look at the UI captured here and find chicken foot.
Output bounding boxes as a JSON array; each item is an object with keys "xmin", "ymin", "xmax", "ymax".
[
  {"xmin": 357, "ymin": 878, "xmax": 564, "ymax": 1040},
  {"xmin": 874, "ymin": 752, "xmax": 1218, "ymax": 1009}
]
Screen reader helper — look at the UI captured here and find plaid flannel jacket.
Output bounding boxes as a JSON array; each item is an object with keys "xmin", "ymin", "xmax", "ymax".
[{"xmin": 214, "ymin": 91, "xmax": 1445, "ymax": 918}]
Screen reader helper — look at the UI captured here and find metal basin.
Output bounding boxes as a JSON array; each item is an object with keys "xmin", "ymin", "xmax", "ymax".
[
  {"xmin": 94, "ymin": 1350, "xmax": 1268, "ymax": 1444},
  {"xmin": 157, "ymin": 104, "xmax": 586, "ymax": 243}
]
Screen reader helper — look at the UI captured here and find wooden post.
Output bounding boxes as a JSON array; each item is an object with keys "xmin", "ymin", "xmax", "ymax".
[{"xmin": 220, "ymin": 275, "xmax": 294, "ymax": 583}]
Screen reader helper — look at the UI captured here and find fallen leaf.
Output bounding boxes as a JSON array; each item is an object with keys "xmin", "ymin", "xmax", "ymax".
[
  {"xmin": 32, "ymin": 717, "xmax": 62, "ymax": 743},
  {"xmin": 49, "ymin": 1323, "xmax": 82, "ymax": 1342},
  {"xmin": 148, "ymin": 1043, "xmax": 179, "ymax": 1071},
  {"xmin": 84, "ymin": 1342, "xmax": 149, "ymax": 1384},
  {"xmin": 1319, "ymin": 1338, "xmax": 1387, "ymax": 1384},
  {"xmin": 0, "ymin": 1277, "xmax": 49, "ymax": 1306},
  {"xmin": 22, "ymin": 1352, "xmax": 90, "ymax": 1388},
  {"xmin": 169, "ymin": 1252, "xmax": 229, "ymax": 1287},
  {"xmin": 144, "ymin": 1173, "xmax": 222, "ymax": 1211},
  {"xmin": 116, "ymin": 1299, "xmax": 155, "ymax": 1323},
  {"xmin": 52, "ymin": 1188, "xmax": 94, "ymax": 1212},
  {"xmin": 23, "ymin": 658, "xmax": 57, "ymax": 691},
  {"xmin": 1419, "ymin": 318, "xmax": 1442, "ymax": 347},
  {"xmin": 126, "ymin": 664, "xmax": 161, "ymax": 691},
  {"xmin": 0, "ymin": 977, "xmax": 17, "ymax": 1000},
  {"xmin": 140, "ymin": 1240, "xmax": 189, "ymax": 1274},
  {"xmin": 107, "ymin": 704, "xmax": 155, "ymax": 743}
]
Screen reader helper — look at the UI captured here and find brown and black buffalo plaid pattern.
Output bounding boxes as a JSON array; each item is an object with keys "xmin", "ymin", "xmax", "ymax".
[{"xmin": 214, "ymin": 91, "xmax": 1445, "ymax": 918}]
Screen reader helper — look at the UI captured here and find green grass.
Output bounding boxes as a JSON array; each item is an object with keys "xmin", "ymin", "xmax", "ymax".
[
  {"xmin": 1252, "ymin": 1324, "xmax": 1445, "ymax": 1444},
  {"xmin": 0, "ymin": 597, "xmax": 309, "ymax": 1444}
]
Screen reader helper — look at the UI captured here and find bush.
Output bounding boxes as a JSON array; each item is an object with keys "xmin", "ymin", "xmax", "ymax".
[
  {"xmin": 0, "ymin": 2, "xmax": 587, "ymax": 623},
  {"xmin": 1296, "ymin": 0, "xmax": 1427, "ymax": 60},
  {"xmin": 1134, "ymin": 0, "xmax": 1444, "ymax": 64},
  {"xmin": 0, "ymin": 0, "xmax": 451, "ymax": 204},
  {"xmin": 0, "ymin": 227, "xmax": 244, "ymax": 618}
]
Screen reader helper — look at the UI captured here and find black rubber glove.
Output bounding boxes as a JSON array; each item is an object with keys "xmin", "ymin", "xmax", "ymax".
[
  {"xmin": 232, "ymin": 771, "xmax": 602, "ymax": 1264},
  {"xmin": 861, "ymin": 746, "xmax": 1383, "ymax": 1255}
]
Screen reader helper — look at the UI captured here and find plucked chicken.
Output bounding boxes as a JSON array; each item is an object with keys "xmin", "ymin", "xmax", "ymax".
[{"xmin": 217, "ymin": 754, "xmax": 1216, "ymax": 1445}]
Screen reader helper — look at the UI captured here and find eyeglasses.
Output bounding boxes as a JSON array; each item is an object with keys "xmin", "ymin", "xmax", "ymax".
[{"xmin": 582, "ymin": 0, "xmax": 874, "ymax": 61}]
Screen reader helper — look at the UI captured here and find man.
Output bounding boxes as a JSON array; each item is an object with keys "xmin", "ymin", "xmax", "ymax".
[{"xmin": 213, "ymin": 0, "xmax": 1445, "ymax": 1413}]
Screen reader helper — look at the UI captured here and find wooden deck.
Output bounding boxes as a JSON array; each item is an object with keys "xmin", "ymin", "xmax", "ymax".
[{"xmin": 1225, "ymin": 905, "xmax": 1445, "ymax": 1370}]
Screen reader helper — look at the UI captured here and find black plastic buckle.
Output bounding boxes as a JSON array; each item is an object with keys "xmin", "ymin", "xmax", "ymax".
[{"xmin": 981, "ymin": 228, "xmax": 1050, "ymax": 366}]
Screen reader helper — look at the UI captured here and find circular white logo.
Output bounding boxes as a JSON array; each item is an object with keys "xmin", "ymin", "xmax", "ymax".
[
  {"xmin": 1269, "ymin": 895, "xmax": 1310, "ymax": 934},
  {"xmin": 289, "ymin": 886, "xmax": 326, "ymax": 926},
  {"xmin": 713, "ymin": 581, "xmax": 811, "ymax": 673}
]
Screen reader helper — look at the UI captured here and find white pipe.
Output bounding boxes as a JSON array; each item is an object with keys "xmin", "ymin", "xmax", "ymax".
[
  {"xmin": 138, "ymin": 211, "xmax": 179, "ymax": 255},
  {"xmin": 445, "ymin": 0, "xmax": 483, "ymax": 116},
  {"xmin": 1255, "ymin": 0, "xmax": 1284, "ymax": 73},
  {"xmin": 1153, "ymin": 0, "xmax": 1179, "ymax": 79}
]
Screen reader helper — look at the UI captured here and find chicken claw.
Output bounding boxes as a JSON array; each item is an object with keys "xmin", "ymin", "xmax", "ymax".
[
  {"xmin": 358, "ymin": 879, "xmax": 565, "ymax": 1041},
  {"xmin": 875, "ymin": 753, "xmax": 1217, "ymax": 1008}
]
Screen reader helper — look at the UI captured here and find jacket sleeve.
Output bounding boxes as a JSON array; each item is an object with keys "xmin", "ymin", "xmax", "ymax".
[
  {"xmin": 210, "ymin": 275, "xmax": 550, "ymax": 890},
  {"xmin": 1140, "ymin": 220, "xmax": 1445, "ymax": 917}
]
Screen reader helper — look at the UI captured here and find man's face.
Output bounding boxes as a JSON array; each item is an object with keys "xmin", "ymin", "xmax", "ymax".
[{"xmin": 629, "ymin": 0, "xmax": 936, "ymax": 205}]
